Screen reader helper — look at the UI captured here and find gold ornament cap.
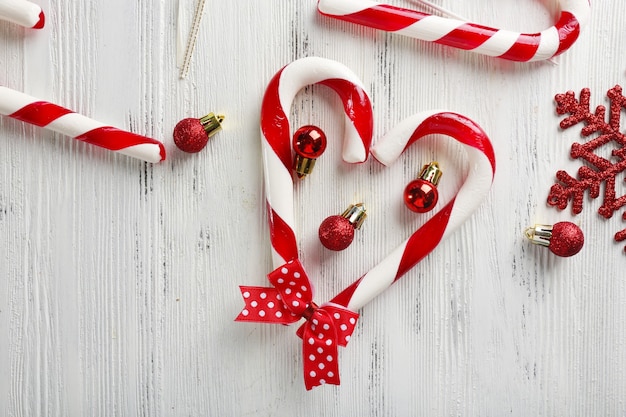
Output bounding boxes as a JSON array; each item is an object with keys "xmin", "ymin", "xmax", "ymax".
[
  {"xmin": 294, "ymin": 156, "xmax": 316, "ymax": 178},
  {"xmin": 524, "ymin": 224, "xmax": 553, "ymax": 247},
  {"xmin": 417, "ymin": 161, "xmax": 443, "ymax": 185},
  {"xmin": 341, "ymin": 203, "xmax": 367, "ymax": 230},
  {"xmin": 199, "ymin": 112, "xmax": 225, "ymax": 138}
]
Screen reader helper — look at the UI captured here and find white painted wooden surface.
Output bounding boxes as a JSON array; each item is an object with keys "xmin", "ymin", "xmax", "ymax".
[{"xmin": 1, "ymin": 0, "xmax": 625, "ymax": 415}]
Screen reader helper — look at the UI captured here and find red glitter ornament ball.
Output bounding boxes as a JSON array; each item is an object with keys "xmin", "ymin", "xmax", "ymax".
[
  {"xmin": 173, "ymin": 118, "xmax": 209, "ymax": 153},
  {"xmin": 549, "ymin": 221, "xmax": 584, "ymax": 257},
  {"xmin": 293, "ymin": 125, "xmax": 327, "ymax": 158},
  {"xmin": 318, "ymin": 215, "xmax": 355, "ymax": 251},
  {"xmin": 404, "ymin": 179, "xmax": 439, "ymax": 213}
]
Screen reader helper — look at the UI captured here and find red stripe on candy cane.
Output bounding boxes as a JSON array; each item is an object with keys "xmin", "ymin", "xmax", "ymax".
[
  {"xmin": 553, "ymin": 11, "xmax": 581, "ymax": 56},
  {"xmin": 33, "ymin": 10, "xmax": 44, "ymax": 28},
  {"xmin": 339, "ymin": 4, "xmax": 423, "ymax": 33},
  {"xmin": 435, "ymin": 22, "xmax": 499, "ymax": 51},
  {"xmin": 497, "ymin": 35, "xmax": 541, "ymax": 62},
  {"xmin": 405, "ymin": 112, "xmax": 496, "ymax": 171},
  {"xmin": 9, "ymin": 101, "xmax": 73, "ymax": 126},
  {"xmin": 75, "ymin": 127, "xmax": 165, "ymax": 157},
  {"xmin": 318, "ymin": 79, "xmax": 373, "ymax": 154},
  {"xmin": 267, "ymin": 203, "xmax": 299, "ymax": 264},
  {"xmin": 261, "ymin": 67, "xmax": 292, "ymax": 170},
  {"xmin": 395, "ymin": 200, "xmax": 454, "ymax": 279}
]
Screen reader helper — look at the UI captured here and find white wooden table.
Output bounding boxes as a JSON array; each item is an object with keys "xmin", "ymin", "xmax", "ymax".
[{"xmin": 1, "ymin": 0, "xmax": 625, "ymax": 415}]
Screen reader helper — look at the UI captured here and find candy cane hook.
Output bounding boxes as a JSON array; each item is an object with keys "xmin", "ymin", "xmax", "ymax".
[
  {"xmin": 318, "ymin": 0, "xmax": 590, "ymax": 62},
  {"xmin": 261, "ymin": 57, "xmax": 374, "ymax": 267},
  {"xmin": 0, "ymin": 0, "xmax": 44, "ymax": 29},
  {"xmin": 331, "ymin": 110, "xmax": 496, "ymax": 310}
]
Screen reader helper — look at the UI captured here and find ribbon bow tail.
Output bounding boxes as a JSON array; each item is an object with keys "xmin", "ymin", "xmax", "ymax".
[
  {"xmin": 235, "ymin": 286, "xmax": 299, "ymax": 324},
  {"xmin": 299, "ymin": 306, "xmax": 359, "ymax": 390},
  {"xmin": 301, "ymin": 313, "xmax": 341, "ymax": 390}
]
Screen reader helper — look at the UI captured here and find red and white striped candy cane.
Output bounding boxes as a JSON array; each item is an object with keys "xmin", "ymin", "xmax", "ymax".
[
  {"xmin": 330, "ymin": 110, "xmax": 496, "ymax": 310},
  {"xmin": 0, "ymin": 0, "xmax": 44, "ymax": 29},
  {"xmin": 0, "ymin": 86, "xmax": 166, "ymax": 163},
  {"xmin": 318, "ymin": 0, "xmax": 590, "ymax": 62},
  {"xmin": 261, "ymin": 57, "xmax": 374, "ymax": 267}
]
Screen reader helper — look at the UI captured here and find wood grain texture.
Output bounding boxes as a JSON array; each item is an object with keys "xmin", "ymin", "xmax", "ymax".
[{"xmin": 1, "ymin": 0, "xmax": 625, "ymax": 415}]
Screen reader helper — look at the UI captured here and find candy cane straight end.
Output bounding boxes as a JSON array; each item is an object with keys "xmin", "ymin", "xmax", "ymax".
[
  {"xmin": 33, "ymin": 10, "xmax": 44, "ymax": 29},
  {"xmin": 74, "ymin": 128, "xmax": 166, "ymax": 163},
  {"xmin": 132, "ymin": 141, "xmax": 166, "ymax": 163},
  {"xmin": 0, "ymin": 86, "xmax": 166, "ymax": 163},
  {"xmin": 0, "ymin": 0, "xmax": 45, "ymax": 29},
  {"xmin": 159, "ymin": 143, "xmax": 166, "ymax": 161}
]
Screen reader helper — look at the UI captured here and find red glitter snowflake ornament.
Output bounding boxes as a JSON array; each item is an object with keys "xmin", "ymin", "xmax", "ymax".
[{"xmin": 547, "ymin": 85, "xmax": 626, "ymax": 251}]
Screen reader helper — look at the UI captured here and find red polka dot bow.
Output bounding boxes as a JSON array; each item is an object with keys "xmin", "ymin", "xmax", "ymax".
[{"xmin": 236, "ymin": 259, "xmax": 359, "ymax": 390}]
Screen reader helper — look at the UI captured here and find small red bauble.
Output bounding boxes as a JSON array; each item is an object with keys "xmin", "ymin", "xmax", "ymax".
[
  {"xmin": 524, "ymin": 221, "xmax": 584, "ymax": 257},
  {"xmin": 173, "ymin": 112, "xmax": 224, "ymax": 153},
  {"xmin": 173, "ymin": 118, "xmax": 207, "ymax": 153},
  {"xmin": 319, "ymin": 203, "xmax": 367, "ymax": 251},
  {"xmin": 404, "ymin": 162, "xmax": 442, "ymax": 213},
  {"xmin": 404, "ymin": 180, "xmax": 438, "ymax": 213},
  {"xmin": 293, "ymin": 125, "xmax": 327, "ymax": 178},
  {"xmin": 319, "ymin": 215, "xmax": 355, "ymax": 251},
  {"xmin": 293, "ymin": 125, "xmax": 327, "ymax": 158}
]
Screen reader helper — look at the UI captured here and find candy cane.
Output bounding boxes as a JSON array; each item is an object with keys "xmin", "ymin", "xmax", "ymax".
[
  {"xmin": 0, "ymin": 0, "xmax": 44, "ymax": 29},
  {"xmin": 260, "ymin": 56, "xmax": 374, "ymax": 267},
  {"xmin": 330, "ymin": 110, "xmax": 496, "ymax": 310},
  {"xmin": 317, "ymin": 0, "xmax": 590, "ymax": 62},
  {"xmin": 0, "ymin": 86, "xmax": 166, "ymax": 163}
]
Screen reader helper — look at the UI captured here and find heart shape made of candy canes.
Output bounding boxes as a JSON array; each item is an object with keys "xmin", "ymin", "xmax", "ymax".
[
  {"xmin": 237, "ymin": 57, "xmax": 496, "ymax": 390},
  {"xmin": 317, "ymin": 0, "xmax": 590, "ymax": 62}
]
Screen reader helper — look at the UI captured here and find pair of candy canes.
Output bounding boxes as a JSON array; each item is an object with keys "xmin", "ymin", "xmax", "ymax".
[{"xmin": 237, "ymin": 57, "xmax": 496, "ymax": 389}]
